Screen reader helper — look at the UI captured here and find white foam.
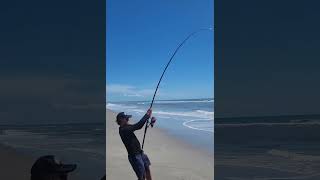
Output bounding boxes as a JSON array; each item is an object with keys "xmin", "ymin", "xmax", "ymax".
[
  {"xmin": 216, "ymin": 121, "xmax": 320, "ymax": 127},
  {"xmin": 106, "ymin": 103, "xmax": 137, "ymax": 110},
  {"xmin": 268, "ymin": 149, "xmax": 320, "ymax": 161},
  {"xmin": 66, "ymin": 147, "xmax": 105, "ymax": 156},
  {"xmin": 153, "ymin": 99, "xmax": 213, "ymax": 104},
  {"xmin": 1, "ymin": 130, "xmax": 47, "ymax": 138},
  {"xmin": 154, "ymin": 110, "xmax": 214, "ymax": 119},
  {"xmin": 132, "ymin": 109, "xmax": 145, "ymax": 113},
  {"xmin": 183, "ymin": 119, "xmax": 214, "ymax": 132}
]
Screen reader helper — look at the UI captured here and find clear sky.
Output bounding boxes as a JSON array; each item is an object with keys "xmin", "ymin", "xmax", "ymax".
[{"xmin": 107, "ymin": 0, "xmax": 213, "ymax": 102}]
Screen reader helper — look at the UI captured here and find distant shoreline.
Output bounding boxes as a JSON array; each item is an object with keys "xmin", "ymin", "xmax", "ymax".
[
  {"xmin": 107, "ymin": 97, "xmax": 214, "ymax": 103},
  {"xmin": 107, "ymin": 98, "xmax": 214, "ymax": 152}
]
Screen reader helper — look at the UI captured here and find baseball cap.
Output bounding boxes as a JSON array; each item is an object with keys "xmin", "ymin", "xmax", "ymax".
[
  {"xmin": 31, "ymin": 155, "xmax": 77, "ymax": 175},
  {"xmin": 116, "ymin": 112, "xmax": 132, "ymax": 121}
]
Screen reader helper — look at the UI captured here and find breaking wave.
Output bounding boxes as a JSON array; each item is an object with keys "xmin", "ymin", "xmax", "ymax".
[
  {"xmin": 154, "ymin": 110, "xmax": 214, "ymax": 119},
  {"xmin": 107, "ymin": 100, "xmax": 214, "ymax": 133},
  {"xmin": 183, "ymin": 119, "xmax": 214, "ymax": 132},
  {"xmin": 106, "ymin": 103, "xmax": 137, "ymax": 110}
]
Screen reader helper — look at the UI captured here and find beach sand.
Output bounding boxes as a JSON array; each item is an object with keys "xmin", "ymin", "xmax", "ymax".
[
  {"xmin": 0, "ymin": 145, "xmax": 34, "ymax": 180},
  {"xmin": 0, "ymin": 109, "xmax": 213, "ymax": 180},
  {"xmin": 106, "ymin": 109, "xmax": 214, "ymax": 180}
]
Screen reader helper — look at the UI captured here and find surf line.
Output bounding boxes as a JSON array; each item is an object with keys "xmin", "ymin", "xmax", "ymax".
[
  {"xmin": 183, "ymin": 119, "xmax": 214, "ymax": 133},
  {"xmin": 141, "ymin": 28, "xmax": 213, "ymax": 149}
]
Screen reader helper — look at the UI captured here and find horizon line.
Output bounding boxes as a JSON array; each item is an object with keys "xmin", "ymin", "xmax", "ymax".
[{"xmin": 107, "ymin": 97, "xmax": 214, "ymax": 103}]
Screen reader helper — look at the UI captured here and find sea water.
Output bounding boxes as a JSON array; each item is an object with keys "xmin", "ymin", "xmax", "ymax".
[
  {"xmin": 0, "ymin": 98, "xmax": 213, "ymax": 180},
  {"xmin": 215, "ymin": 114, "xmax": 320, "ymax": 179},
  {"xmin": 0, "ymin": 123, "xmax": 105, "ymax": 180},
  {"xmin": 107, "ymin": 98, "xmax": 214, "ymax": 152}
]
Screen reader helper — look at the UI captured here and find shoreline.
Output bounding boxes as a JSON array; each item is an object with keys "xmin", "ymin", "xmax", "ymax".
[
  {"xmin": 145, "ymin": 117, "xmax": 214, "ymax": 157},
  {"xmin": 0, "ymin": 124, "xmax": 104, "ymax": 180},
  {"xmin": 106, "ymin": 109, "xmax": 214, "ymax": 180},
  {"xmin": 0, "ymin": 109, "xmax": 214, "ymax": 180}
]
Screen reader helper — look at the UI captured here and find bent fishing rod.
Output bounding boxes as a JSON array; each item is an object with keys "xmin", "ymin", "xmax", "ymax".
[{"xmin": 141, "ymin": 28, "xmax": 213, "ymax": 149}]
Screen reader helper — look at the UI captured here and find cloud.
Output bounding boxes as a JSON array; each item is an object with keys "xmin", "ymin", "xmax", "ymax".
[
  {"xmin": 124, "ymin": 93, "xmax": 143, "ymax": 97},
  {"xmin": 107, "ymin": 84, "xmax": 155, "ymax": 98},
  {"xmin": 107, "ymin": 84, "xmax": 135, "ymax": 94}
]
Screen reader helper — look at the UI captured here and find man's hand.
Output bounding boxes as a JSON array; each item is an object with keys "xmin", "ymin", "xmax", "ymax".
[{"xmin": 146, "ymin": 108, "xmax": 152, "ymax": 117}]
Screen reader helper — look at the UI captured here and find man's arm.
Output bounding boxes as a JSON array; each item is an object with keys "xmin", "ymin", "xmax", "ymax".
[
  {"xmin": 131, "ymin": 113, "xmax": 150, "ymax": 131},
  {"xmin": 125, "ymin": 109, "xmax": 152, "ymax": 132}
]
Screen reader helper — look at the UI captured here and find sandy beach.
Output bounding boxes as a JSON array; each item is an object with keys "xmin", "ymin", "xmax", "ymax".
[
  {"xmin": 0, "ymin": 123, "xmax": 105, "ymax": 180},
  {"xmin": 0, "ymin": 145, "xmax": 34, "ymax": 180},
  {"xmin": 106, "ymin": 109, "xmax": 214, "ymax": 180},
  {"xmin": 0, "ymin": 109, "xmax": 213, "ymax": 180}
]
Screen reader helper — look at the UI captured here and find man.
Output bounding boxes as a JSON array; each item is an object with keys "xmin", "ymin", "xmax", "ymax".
[
  {"xmin": 30, "ymin": 155, "xmax": 77, "ymax": 180},
  {"xmin": 116, "ymin": 109, "xmax": 155, "ymax": 180}
]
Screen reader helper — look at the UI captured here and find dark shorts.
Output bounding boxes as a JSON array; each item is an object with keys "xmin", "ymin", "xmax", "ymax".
[{"xmin": 128, "ymin": 153, "xmax": 151, "ymax": 180}]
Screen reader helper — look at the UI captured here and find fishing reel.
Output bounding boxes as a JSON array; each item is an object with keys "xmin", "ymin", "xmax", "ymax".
[{"xmin": 149, "ymin": 117, "xmax": 157, "ymax": 128}]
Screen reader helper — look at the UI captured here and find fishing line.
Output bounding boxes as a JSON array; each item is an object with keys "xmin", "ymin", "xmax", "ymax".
[{"xmin": 141, "ymin": 28, "xmax": 213, "ymax": 149}]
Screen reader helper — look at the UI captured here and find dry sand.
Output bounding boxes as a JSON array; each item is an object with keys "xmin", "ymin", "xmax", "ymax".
[
  {"xmin": 0, "ymin": 145, "xmax": 34, "ymax": 180},
  {"xmin": 106, "ymin": 109, "xmax": 214, "ymax": 180}
]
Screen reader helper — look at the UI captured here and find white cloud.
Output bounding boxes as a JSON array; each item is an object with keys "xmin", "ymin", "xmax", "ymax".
[
  {"xmin": 107, "ymin": 84, "xmax": 155, "ymax": 98},
  {"xmin": 124, "ymin": 93, "xmax": 143, "ymax": 97},
  {"xmin": 107, "ymin": 84, "xmax": 135, "ymax": 94}
]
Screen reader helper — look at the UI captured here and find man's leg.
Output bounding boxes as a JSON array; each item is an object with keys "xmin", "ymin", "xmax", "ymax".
[
  {"xmin": 142, "ymin": 153, "xmax": 152, "ymax": 180},
  {"xmin": 128, "ymin": 154, "xmax": 146, "ymax": 180},
  {"xmin": 145, "ymin": 165, "xmax": 152, "ymax": 180}
]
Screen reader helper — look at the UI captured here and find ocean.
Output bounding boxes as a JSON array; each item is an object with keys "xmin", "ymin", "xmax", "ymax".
[
  {"xmin": 0, "ymin": 123, "xmax": 105, "ymax": 180},
  {"xmin": 215, "ymin": 114, "xmax": 320, "ymax": 179},
  {"xmin": 107, "ymin": 98, "xmax": 214, "ymax": 152},
  {"xmin": 0, "ymin": 98, "xmax": 213, "ymax": 180}
]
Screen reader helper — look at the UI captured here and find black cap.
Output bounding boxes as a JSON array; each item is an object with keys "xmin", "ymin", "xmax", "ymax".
[
  {"xmin": 31, "ymin": 155, "xmax": 77, "ymax": 175},
  {"xmin": 116, "ymin": 112, "xmax": 132, "ymax": 121}
]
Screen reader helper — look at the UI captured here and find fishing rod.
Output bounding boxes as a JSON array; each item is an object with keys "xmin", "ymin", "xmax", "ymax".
[{"xmin": 141, "ymin": 28, "xmax": 213, "ymax": 149}]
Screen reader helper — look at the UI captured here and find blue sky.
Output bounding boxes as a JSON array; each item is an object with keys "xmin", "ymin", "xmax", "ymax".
[{"xmin": 107, "ymin": 0, "xmax": 213, "ymax": 102}]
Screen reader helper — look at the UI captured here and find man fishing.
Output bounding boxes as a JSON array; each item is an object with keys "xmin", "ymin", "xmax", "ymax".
[
  {"xmin": 116, "ymin": 109, "xmax": 156, "ymax": 180},
  {"xmin": 114, "ymin": 28, "xmax": 212, "ymax": 179}
]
